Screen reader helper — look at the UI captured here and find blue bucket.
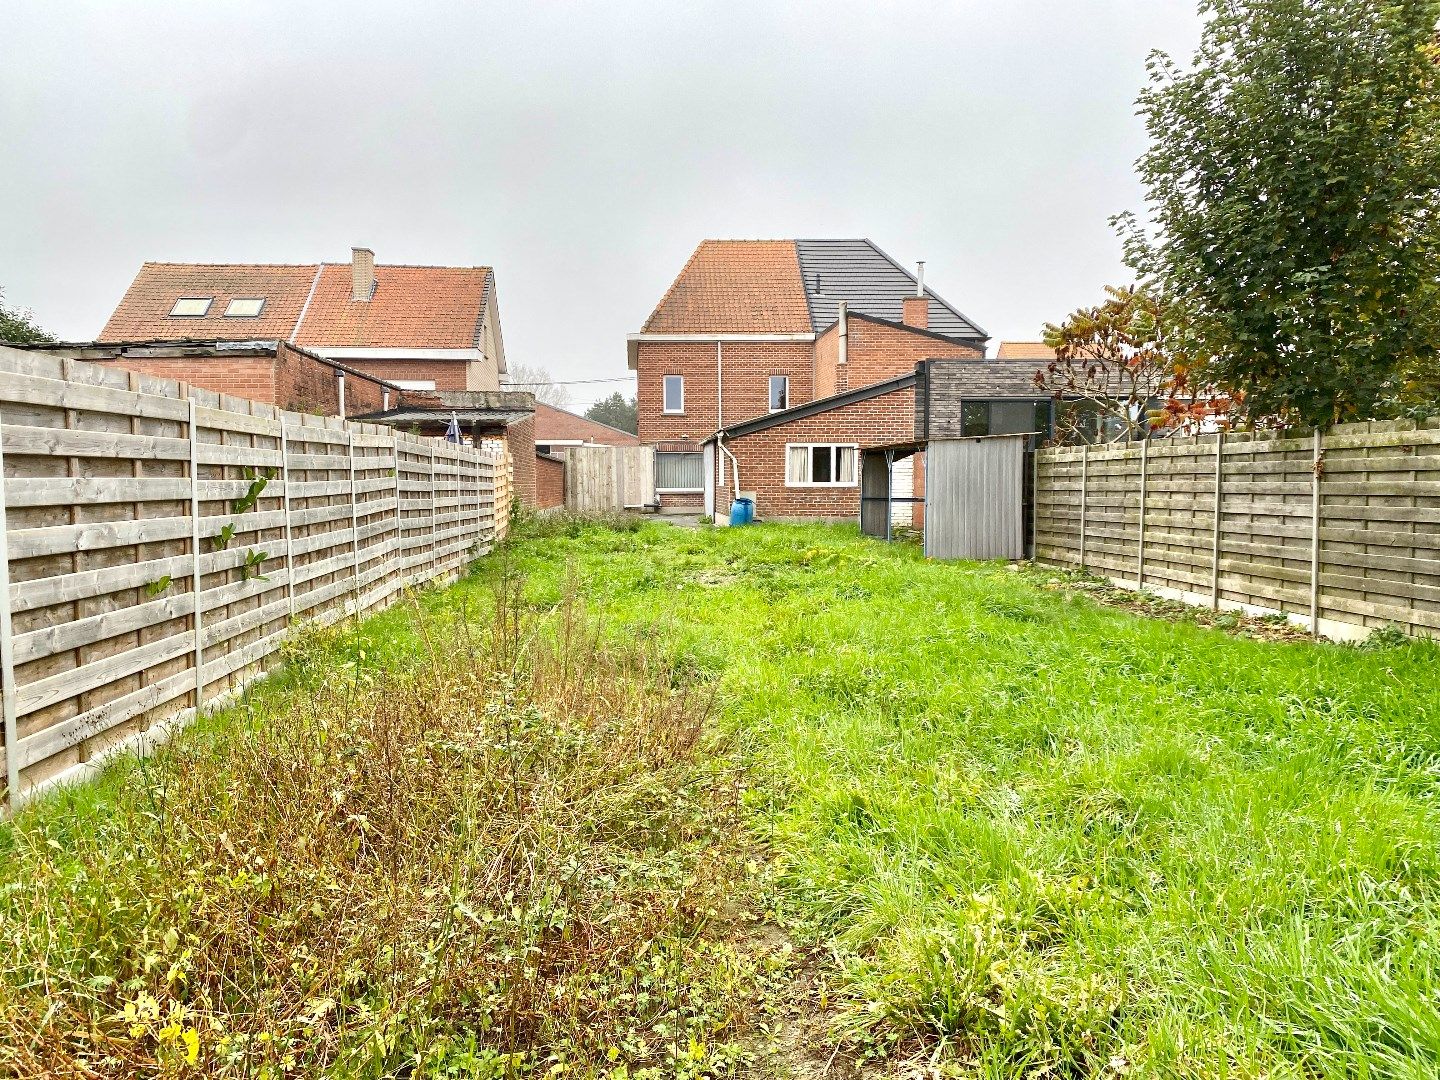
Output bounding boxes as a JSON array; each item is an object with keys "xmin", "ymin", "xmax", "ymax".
[{"xmin": 729, "ymin": 497, "xmax": 754, "ymax": 526}]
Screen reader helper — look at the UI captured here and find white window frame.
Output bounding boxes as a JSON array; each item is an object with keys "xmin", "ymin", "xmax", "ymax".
[
  {"xmin": 662, "ymin": 374, "xmax": 685, "ymax": 415},
  {"xmin": 785, "ymin": 442, "xmax": 859, "ymax": 487},
  {"xmin": 169, "ymin": 297, "xmax": 213, "ymax": 317},
  {"xmin": 769, "ymin": 374, "xmax": 789, "ymax": 413},
  {"xmin": 655, "ymin": 450, "xmax": 705, "ymax": 493},
  {"xmin": 223, "ymin": 297, "xmax": 266, "ymax": 317},
  {"xmin": 390, "ymin": 379, "xmax": 438, "ymax": 391}
]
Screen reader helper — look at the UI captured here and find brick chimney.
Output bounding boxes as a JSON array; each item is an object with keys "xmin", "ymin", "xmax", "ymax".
[
  {"xmin": 902, "ymin": 295, "xmax": 929, "ymax": 329},
  {"xmin": 351, "ymin": 247, "xmax": 375, "ymax": 301}
]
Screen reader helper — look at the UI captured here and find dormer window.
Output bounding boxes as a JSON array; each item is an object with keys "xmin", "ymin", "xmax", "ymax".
[
  {"xmin": 169, "ymin": 297, "xmax": 213, "ymax": 317},
  {"xmin": 224, "ymin": 298, "xmax": 265, "ymax": 317}
]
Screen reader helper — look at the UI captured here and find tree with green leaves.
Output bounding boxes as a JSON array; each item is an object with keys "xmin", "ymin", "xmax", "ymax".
[
  {"xmin": 584, "ymin": 391, "xmax": 637, "ymax": 434},
  {"xmin": 1120, "ymin": 0, "xmax": 1440, "ymax": 427},
  {"xmin": 0, "ymin": 289, "xmax": 55, "ymax": 345}
]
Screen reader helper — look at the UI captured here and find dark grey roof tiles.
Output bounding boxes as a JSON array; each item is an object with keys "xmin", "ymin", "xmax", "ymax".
[{"xmin": 795, "ymin": 239, "xmax": 987, "ymax": 342}]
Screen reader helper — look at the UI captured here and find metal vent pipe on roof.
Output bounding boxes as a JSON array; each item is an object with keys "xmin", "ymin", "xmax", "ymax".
[{"xmin": 915, "ymin": 261, "xmax": 925, "ymax": 296}]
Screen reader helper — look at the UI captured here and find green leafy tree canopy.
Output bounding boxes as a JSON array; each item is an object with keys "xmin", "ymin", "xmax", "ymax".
[
  {"xmin": 0, "ymin": 289, "xmax": 56, "ymax": 345},
  {"xmin": 584, "ymin": 392, "xmax": 637, "ymax": 434},
  {"xmin": 1121, "ymin": 0, "xmax": 1440, "ymax": 427}
]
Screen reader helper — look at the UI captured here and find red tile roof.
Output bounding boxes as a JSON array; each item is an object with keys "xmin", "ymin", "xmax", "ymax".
[
  {"xmin": 99, "ymin": 263, "xmax": 319, "ymax": 341},
  {"xmin": 642, "ymin": 241, "xmax": 812, "ymax": 333},
  {"xmin": 996, "ymin": 341, "xmax": 1057, "ymax": 359},
  {"xmin": 99, "ymin": 260, "xmax": 493, "ymax": 350},
  {"xmin": 534, "ymin": 402, "xmax": 639, "ymax": 445},
  {"xmin": 294, "ymin": 264, "xmax": 491, "ymax": 349}
]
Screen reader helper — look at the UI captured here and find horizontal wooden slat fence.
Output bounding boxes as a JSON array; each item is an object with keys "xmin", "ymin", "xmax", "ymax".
[
  {"xmin": 1034, "ymin": 418, "xmax": 1440, "ymax": 641},
  {"xmin": 0, "ymin": 348, "xmax": 511, "ymax": 809}
]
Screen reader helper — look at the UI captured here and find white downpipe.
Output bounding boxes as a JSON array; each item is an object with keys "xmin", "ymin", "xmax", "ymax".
[
  {"xmin": 718, "ymin": 435, "xmax": 742, "ymax": 500},
  {"xmin": 837, "ymin": 301, "xmax": 848, "ymax": 367}
]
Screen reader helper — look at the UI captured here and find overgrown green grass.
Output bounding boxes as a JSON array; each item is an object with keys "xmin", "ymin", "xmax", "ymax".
[
  {"xmin": 0, "ymin": 572, "xmax": 780, "ymax": 1078},
  {"xmin": 6, "ymin": 518, "xmax": 1439, "ymax": 1078},
  {"xmin": 475, "ymin": 520, "xmax": 1440, "ymax": 1078}
]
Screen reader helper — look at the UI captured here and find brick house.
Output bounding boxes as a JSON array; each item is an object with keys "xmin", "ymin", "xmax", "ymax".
[
  {"xmin": 95, "ymin": 248, "xmax": 541, "ymax": 505},
  {"xmin": 628, "ymin": 238, "xmax": 989, "ymax": 516},
  {"xmin": 101, "ymin": 247, "xmax": 507, "ymax": 393}
]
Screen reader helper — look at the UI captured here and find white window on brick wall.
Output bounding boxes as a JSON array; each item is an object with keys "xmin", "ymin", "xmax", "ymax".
[
  {"xmin": 785, "ymin": 443, "xmax": 858, "ymax": 486},
  {"xmin": 391, "ymin": 379, "xmax": 437, "ymax": 391},
  {"xmin": 663, "ymin": 375, "xmax": 684, "ymax": 414},
  {"xmin": 769, "ymin": 375, "xmax": 789, "ymax": 412}
]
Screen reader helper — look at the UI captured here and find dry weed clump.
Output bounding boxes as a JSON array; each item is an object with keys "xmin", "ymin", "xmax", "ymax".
[{"xmin": 0, "ymin": 575, "xmax": 756, "ymax": 1078}]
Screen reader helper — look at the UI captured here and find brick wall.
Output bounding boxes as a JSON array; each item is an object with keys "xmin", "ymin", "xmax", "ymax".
[
  {"xmin": 332, "ymin": 358, "xmax": 472, "ymax": 392},
  {"xmin": 718, "ymin": 384, "xmax": 917, "ymax": 520},
  {"xmin": 96, "ymin": 354, "xmax": 279, "ymax": 404},
  {"xmin": 505, "ymin": 414, "xmax": 536, "ymax": 508},
  {"xmin": 814, "ymin": 330, "xmax": 839, "ymax": 400},
  {"xmin": 535, "ymin": 453, "xmax": 565, "ymax": 509},
  {"xmin": 635, "ymin": 341, "xmax": 815, "ymax": 445},
  {"xmin": 276, "ymin": 343, "xmax": 387, "ymax": 417},
  {"xmin": 823, "ymin": 318, "xmax": 982, "ymax": 394}
]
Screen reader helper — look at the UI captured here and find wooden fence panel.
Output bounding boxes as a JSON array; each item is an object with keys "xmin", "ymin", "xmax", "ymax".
[
  {"xmin": 0, "ymin": 349, "xmax": 510, "ymax": 809},
  {"xmin": 1034, "ymin": 418, "xmax": 1440, "ymax": 641}
]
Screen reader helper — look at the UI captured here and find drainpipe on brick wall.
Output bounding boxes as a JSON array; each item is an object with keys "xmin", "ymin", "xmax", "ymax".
[
  {"xmin": 336, "ymin": 372, "xmax": 347, "ymax": 417},
  {"xmin": 718, "ymin": 435, "xmax": 742, "ymax": 501},
  {"xmin": 837, "ymin": 301, "xmax": 849, "ymax": 394}
]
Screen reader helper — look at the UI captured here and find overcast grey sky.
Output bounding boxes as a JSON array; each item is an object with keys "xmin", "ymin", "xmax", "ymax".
[{"xmin": 1, "ymin": 1, "xmax": 1201, "ymax": 408}]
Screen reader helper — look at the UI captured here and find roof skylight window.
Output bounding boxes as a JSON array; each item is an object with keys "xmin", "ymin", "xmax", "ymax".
[
  {"xmin": 224, "ymin": 298, "xmax": 265, "ymax": 317},
  {"xmin": 169, "ymin": 297, "xmax": 213, "ymax": 317}
]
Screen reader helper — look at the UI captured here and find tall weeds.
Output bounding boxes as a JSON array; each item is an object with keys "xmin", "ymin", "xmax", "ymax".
[{"xmin": 0, "ymin": 570, "xmax": 752, "ymax": 1078}]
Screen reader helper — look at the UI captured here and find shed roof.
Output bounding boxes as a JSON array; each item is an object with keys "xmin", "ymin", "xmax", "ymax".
[
  {"xmin": 712, "ymin": 370, "xmax": 917, "ymax": 440},
  {"xmin": 534, "ymin": 402, "xmax": 640, "ymax": 445}
]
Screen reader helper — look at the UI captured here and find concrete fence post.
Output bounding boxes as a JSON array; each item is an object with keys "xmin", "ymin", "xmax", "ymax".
[
  {"xmin": 392, "ymin": 433, "xmax": 404, "ymax": 584},
  {"xmin": 1137, "ymin": 432, "xmax": 1149, "ymax": 589},
  {"xmin": 1210, "ymin": 430, "xmax": 1224, "ymax": 610},
  {"xmin": 1079, "ymin": 443, "xmax": 1089, "ymax": 571},
  {"xmin": 279, "ymin": 417, "xmax": 296, "ymax": 620},
  {"xmin": 0, "ymin": 412, "xmax": 19, "ymax": 808},
  {"xmin": 348, "ymin": 429, "xmax": 361, "ymax": 615},
  {"xmin": 187, "ymin": 396, "xmax": 204, "ymax": 714},
  {"xmin": 429, "ymin": 444, "xmax": 438, "ymax": 572}
]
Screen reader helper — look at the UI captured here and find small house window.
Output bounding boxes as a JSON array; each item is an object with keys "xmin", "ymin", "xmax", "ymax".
[
  {"xmin": 169, "ymin": 297, "xmax": 213, "ymax": 317},
  {"xmin": 961, "ymin": 401, "xmax": 990, "ymax": 438},
  {"xmin": 769, "ymin": 375, "xmax": 789, "ymax": 412},
  {"xmin": 785, "ymin": 444, "xmax": 858, "ymax": 487},
  {"xmin": 656, "ymin": 451, "xmax": 704, "ymax": 491},
  {"xmin": 223, "ymin": 297, "xmax": 265, "ymax": 317},
  {"xmin": 663, "ymin": 375, "xmax": 684, "ymax": 414}
]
